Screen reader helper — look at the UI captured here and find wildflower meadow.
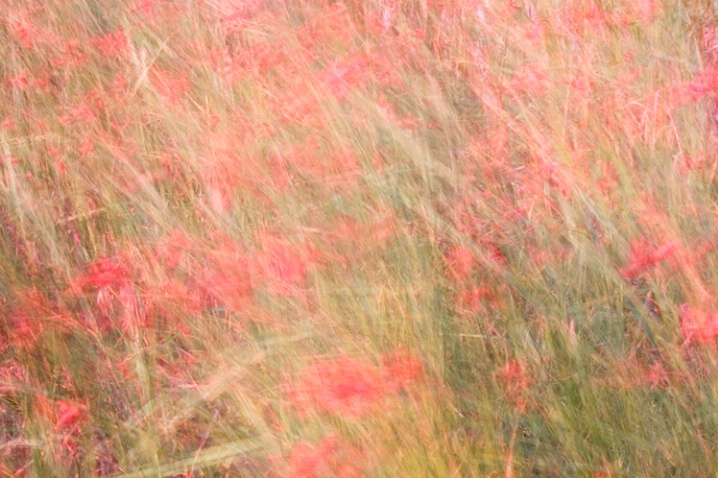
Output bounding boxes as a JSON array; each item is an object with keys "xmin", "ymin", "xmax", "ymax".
[{"xmin": 2, "ymin": 0, "xmax": 718, "ymax": 476}]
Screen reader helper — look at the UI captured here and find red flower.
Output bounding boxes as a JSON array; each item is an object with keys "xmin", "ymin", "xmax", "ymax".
[
  {"xmin": 458, "ymin": 286, "xmax": 493, "ymax": 313},
  {"xmin": 446, "ymin": 245, "xmax": 475, "ymax": 280},
  {"xmin": 287, "ymin": 436, "xmax": 337, "ymax": 478},
  {"xmin": 150, "ymin": 67, "xmax": 190, "ymax": 104},
  {"xmin": 55, "ymin": 399, "xmax": 86, "ymax": 431},
  {"xmin": 680, "ymin": 303, "xmax": 718, "ymax": 344},
  {"xmin": 382, "ymin": 351, "xmax": 424, "ymax": 392},
  {"xmin": 497, "ymin": 360, "xmax": 531, "ymax": 412},
  {"xmin": 255, "ymin": 234, "xmax": 308, "ymax": 295},
  {"xmin": 287, "ymin": 352, "xmax": 423, "ymax": 418},
  {"xmin": 70, "ymin": 258, "xmax": 130, "ymax": 293},
  {"xmin": 320, "ymin": 53, "xmax": 371, "ymax": 101},
  {"xmin": 286, "ymin": 434, "xmax": 364, "ymax": 478},
  {"xmin": 667, "ymin": 68, "xmax": 718, "ymax": 110},
  {"xmin": 287, "ymin": 356, "xmax": 384, "ymax": 417},
  {"xmin": 92, "ymin": 29, "xmax": 129, "ymax": 58},
  {"xmin": 620, "ymin": 238, "xmax": 677, "ymax": 279}
]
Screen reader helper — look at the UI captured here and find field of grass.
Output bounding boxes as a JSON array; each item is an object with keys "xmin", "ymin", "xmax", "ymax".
[{"xmin": 3, "ymin": 0, "xmax": 718, "ymax": 476}]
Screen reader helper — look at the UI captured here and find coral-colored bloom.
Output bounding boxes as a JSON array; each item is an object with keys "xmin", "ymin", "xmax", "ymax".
[
  {"xmin": 199, "ymin": 243, "xmax": 254, "ymax": 313},
  {"xmin": 458, "ymin": 286, "xmax": 493, "ymax": 313},
  {"xmin": 670, "ymin": 69, "xmax": 718, "ymax": 106},
  {"xmin": 560, "ymin": 0, "xmax": 610, "ymax": 34},
  {"xmin": 509, "ymin": 64, "xmax": 549, "ymax": 96},
  {"xmin": 382, "ymin": 351, "xmax": 424, "ymax": 392},
  {"xmin": 150, "ymin": 67, "xmax": 190, "ymax": 104},
  {"xmin": 0, "ymin": 360, "xmax": 27, "ymax": 393},
  {"xmin": 680, "ymin": 303, "xmax": 718, "ymax": 344},
  {"xmin": 152, "ymin": 277, "xmax": 203, "ymax": 323},
  {"xmin": 320, "ymin": 53, "xmax": 371, "ymax": 101},
  {"xmin": 153, "ymin": 229, "xmax": 192, "ymax": 270},
  {"xmin": 286, "ymin": 352, "xmax": 423, "ymax": 418},
  {"xmin": 286, "ymin": 434, "xmax": 364, "ymax": 478},
  {"xmin": 446, "ymin": 245, "xmax": 475, "ymax": 280},
  {"xmin": 199, "ymin": 263, "xmax": 253, "ymax": 313},
  {"xmin": 287, "ymin": 356, "xmax": 384, "ymax": 417},
  {"xmin": 620, "ymin": 238, "xmax": 677, "ymax": 279},
  {"xmin": 92, "ymin": 29, "xmax": 129, "ymax": 58},
  {"xmin": 497, "ymin": 360, "xmax": 531, "ymax": 412},
  {"xmin": 59, "ymin": 103, "xmax": 97, "ymax": 126},
  {"xmin": 51, "ymin": 41, "xmax": 90, "ymax": 69},
  {"xmin": 642, "ymin": 361, "xmax": 668, "ymax": 389},
  {"xmin": 55, "ymin": 399, "xmax": 86, "ymax": 431},
  {"xmin": 636, "ymin": 0, "xmax": 659, "ymax": 25},
  {"xmin": 70, "ymin": 258, "xmax": 130, "ymax": 293},
  {"xmin": 287, "ymin": 436, "xmax": 337, "ymax": 478},
  {"xmin": 255, "ymin": 234, "xmax": 308, "ymax": 295}
]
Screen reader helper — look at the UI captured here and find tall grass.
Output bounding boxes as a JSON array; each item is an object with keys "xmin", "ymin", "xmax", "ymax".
[{"xmin": 2, "ymin": 0, "xmax": 718, "ymax": 476}]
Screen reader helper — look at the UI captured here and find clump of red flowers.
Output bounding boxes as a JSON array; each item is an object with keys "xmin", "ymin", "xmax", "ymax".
[
  {"xmin": 69, "ymin": 257, "xmax": 131, "ymax": 294},
  {"xmin": 285, "ymin": 351, "xmax": 424, "ymax": 418},
  {"xmin": 620, "ymin": 237, "xmax": 677, "ymax": 279}
]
